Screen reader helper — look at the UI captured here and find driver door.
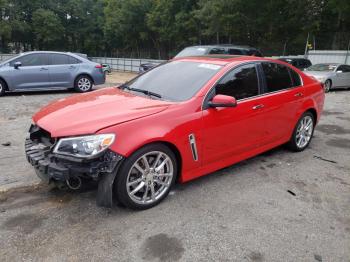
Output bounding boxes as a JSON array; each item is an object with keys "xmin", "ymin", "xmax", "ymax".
[
  {"xmin": 10, "ymin": 53, "xmax": 50, "ymax": 89},
  {"xmin": 201, "ymin": 63, "xmax": 268, "ymax": 164}
]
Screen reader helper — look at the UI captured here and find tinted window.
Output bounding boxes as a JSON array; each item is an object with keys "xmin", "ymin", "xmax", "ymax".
[
  {"xmin": 262, "ymin": 62, "xmax": 293, "ymax": 92},
  {"xmin": 49, "ymin": 54, "xmax": 70, "ymax": 65},
  {"xmin": 338, "ymin": 65, "xmax": 350, "ymax": 72},
  {"xmin": 209, "ymin": 48, "xmax": 226, "ymax": 54},
  {"xmin": 215, "ymin": 64, "xmax": 259, "ymax": 100},
  {"xmin": 228, "ymin": 49, "xmax": 243, "ymax": 55},
  {"xmin": 289, "ymin": 68, "xmax": 302, "ymax": 87},
  {"xmin": 127, "ymin": 61, "xmax": 222, "ymax": 101},
  {"xmin": 69, "ymin": 56, "xmax": 81, "ymax": 64},
  {"xmin": 10, "ymin": 54, "xmax": 48, "ymax": 67}
]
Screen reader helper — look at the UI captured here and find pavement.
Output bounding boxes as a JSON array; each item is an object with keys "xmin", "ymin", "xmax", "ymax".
[{"xmin": 0, "ymin": 81, "xmax": 349, "ymax": 261}]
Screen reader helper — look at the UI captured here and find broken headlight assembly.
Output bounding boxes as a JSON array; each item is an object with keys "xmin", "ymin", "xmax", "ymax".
[{"xmin": 53, "ymin": 134, "xmax": 115, "ymax": 158}]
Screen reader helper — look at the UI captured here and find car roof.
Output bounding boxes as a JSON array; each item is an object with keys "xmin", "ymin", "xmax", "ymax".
[
  {"xmin": 18, "ymin": 51, "xmax": 82, "ymax": 56},
  {"xmin": 279, "ymin": 57, "xmax": 310, "ymax": 61},
  {"xmin": 185, "ymin": 45, "xmax": 258, "ymax": 50},
  {"xmin": 173, "ymin": 55, "xmax": 274, "ymax": 66}
]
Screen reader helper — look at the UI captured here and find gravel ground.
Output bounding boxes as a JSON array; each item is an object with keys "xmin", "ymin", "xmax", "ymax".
[{"xmin": 0, "ymin": 85, "xmax": 349, "ymax": 261}]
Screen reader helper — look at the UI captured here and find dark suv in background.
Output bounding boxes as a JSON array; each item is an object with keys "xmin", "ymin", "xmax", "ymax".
[
  {"xmin": 139, "ymin": 45, "xmax": 263, "ymax": 73},
  {"xmin": 278, "ymin": 57, "xmax": 312, "ymax": 70}
]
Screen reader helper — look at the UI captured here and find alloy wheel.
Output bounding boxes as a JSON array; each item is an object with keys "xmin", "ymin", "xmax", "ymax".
[
  {"xmin": 295, "ymin": 115, "xmax": 314, "ymax": 149},
  {"xmin": 77, "ymin": 77, "xmax": 92, "ymax": 92},
  {"xmin": 126, "ymin": 151, "xmax": 174, "ymax": 205},
  {"xmin": 324, "ymin": 80, "xmax": 331, "ymax": 93}
]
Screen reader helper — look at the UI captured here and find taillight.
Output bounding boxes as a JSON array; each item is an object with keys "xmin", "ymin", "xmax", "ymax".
[{"xmin": 95, "ymin": 64, "xmax": 103, "ymax": 69}]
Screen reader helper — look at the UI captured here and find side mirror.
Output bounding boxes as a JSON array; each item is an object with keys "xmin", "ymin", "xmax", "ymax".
[
  {"xmin": 208, "ymin": 94, "xmax": 237, "ymax": 108},
  {"xmin": 14, "ymin": 61, "xmax": 22, "ymax": 69},
  {"xmin": 336, "ymin": 70, "xmax": 343, "ymax": 73}
]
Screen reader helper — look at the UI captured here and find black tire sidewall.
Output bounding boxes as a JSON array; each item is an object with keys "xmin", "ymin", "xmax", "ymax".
[
  {"xmin": 288, "ymin": 112, "xmax": 315, "ymax": 152},
  {"xmin": 74, "ymin": 75, "xmax": 93, "ymax": 93},
  {"xmin": 114, "ymin": 143, "xmax": 177, "ymax": 210}
]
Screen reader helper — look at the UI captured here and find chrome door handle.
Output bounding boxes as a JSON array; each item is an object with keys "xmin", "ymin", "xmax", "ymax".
[
  {"xmin": 294, "ymin": 92, "xmax": 303, "ymax": 97},
  {"xmin": 252, "ymin": 104, "xmax": 264, "ymax": 110}
]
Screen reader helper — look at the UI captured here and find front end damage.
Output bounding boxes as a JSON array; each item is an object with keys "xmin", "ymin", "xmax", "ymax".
[{"xmin": 25, "ymin": 125, "xmax": 123, "ymax": 207}]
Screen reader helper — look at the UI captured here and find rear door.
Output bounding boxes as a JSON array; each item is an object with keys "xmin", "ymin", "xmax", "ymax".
[
  {"xmin": 10, "ymin": 53, "xmax": 50, "ymax": 89},
  {"xmin": 48, "ymin": 54, "xmax": 80, "ymax": 88},
  {"xmin": 257, "ymin": 62, "xmax": 305, "ymax": 144}
]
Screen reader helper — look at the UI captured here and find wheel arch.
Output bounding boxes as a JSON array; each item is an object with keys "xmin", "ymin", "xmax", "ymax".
[
  {"xmin": 305, "ymin": 107, "xmax": 317, "ymax": 123},
  {"xmin": 74, "ymin": 73, "xmax": 94, "ymax": 84}
]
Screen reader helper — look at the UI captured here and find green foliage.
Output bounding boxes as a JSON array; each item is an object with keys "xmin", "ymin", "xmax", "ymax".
[{"xmin": 0, "ymin": 0, "xmax": 349, "ymax": 57}]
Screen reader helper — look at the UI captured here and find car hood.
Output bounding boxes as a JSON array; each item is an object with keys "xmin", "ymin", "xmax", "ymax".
[
  {"xmin": 304, "ymin": 71, "xmax": 333, "ymax": 78},
  {"xmin": 33, "ymin": 87, "xmax": 171, "ymax": 137}
]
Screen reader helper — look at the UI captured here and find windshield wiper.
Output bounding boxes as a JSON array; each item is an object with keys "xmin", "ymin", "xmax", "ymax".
[{"xmin": 120, "ymin": 84, "xmax": 162, "ymax": 98}]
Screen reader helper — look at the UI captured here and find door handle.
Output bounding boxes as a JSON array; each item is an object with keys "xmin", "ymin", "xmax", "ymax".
[
  {"xmin": 294, "ymin": 92, "xmax": 303, "ymax": 97},
  {"xmin": 252, "ymin": 104, "xmax": 264, "ymax": 110},
  {"xmin": 69, "ymin": 66, "xmax": 76, "ymax": 69},
  {"xmin": 40, "ymin": 67, "xmax": 48, "ymax": 71}
]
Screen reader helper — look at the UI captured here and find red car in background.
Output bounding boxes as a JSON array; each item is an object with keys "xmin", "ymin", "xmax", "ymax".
[{"xmin": 25, "ymin": 55, "xmax": 325, "ymax": 210}]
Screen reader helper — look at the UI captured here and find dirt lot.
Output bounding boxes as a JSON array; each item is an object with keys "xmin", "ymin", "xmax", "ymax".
[{"xmin": 0, "ymin": 77, "xmax": 349, "ymax": 261}]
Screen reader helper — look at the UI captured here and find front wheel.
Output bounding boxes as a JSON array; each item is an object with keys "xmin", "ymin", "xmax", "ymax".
[
  {"xmin": 287, "ymin": 112, "xmax": 315, "ymax": 152},
  {"xmin": 74, "ymin": 75, "xmax": 93, "ymax": 93},
  {"xmin": 324, "ymin": 80, "xmax": 332, "ymax": 93},
  {"xmin": 0, "ymin": 79, "xmax": 6, "ymax": 96},
  {"xmin": 114, "ymin": 144, "xmax": 177, "ymax": 210}
]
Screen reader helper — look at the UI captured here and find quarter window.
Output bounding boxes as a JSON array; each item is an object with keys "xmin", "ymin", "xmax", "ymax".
[
  {"xmin": 262, "ymin": 62, "xmax": 293, "ymax": 92},
  {"xmin": 215, "ymin": 64, "xmax": 259, "ymax": 100}
]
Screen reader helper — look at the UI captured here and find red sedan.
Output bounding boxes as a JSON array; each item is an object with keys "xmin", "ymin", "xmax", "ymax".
[{"xmin": 25, "ymin": 56, "xmax": 325, "ymax": 209}]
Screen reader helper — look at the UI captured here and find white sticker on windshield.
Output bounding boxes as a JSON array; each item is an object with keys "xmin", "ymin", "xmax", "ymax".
[{"xmin": 198, "ymin": 63, "xmax": 221, "ymax": 70}]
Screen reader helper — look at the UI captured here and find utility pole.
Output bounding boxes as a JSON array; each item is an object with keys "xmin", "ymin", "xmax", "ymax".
[
  {"xmin": 345, "ymin": 39, "xmax": 350, "ymax": 65},
  {"xmin": 304, "ymin": 32, "xmax": 309, "ymax": 58}
]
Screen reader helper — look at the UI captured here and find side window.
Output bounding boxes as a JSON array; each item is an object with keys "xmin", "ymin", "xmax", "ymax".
[
  {"xmin": 344, "ymin": 65, "xmax": 350, "ymax": 72},
  {"xmin": 261, "ymin": 62, "xmax": 293, "ymax": 92},
  {"xmin": 209, "ymin": 48, "xmax": 226, "ymax": 55},
  {"xmin": 49, "ymin": 54, "xmax": 70, "ymax": 65},
  {"xmin": 10, "ymin": 54, "xmax": 48, "ymax": 67},
  {"xmin": 289, "ymin": 68, "xmax": 302, "ymax": 87},
  {"xmin": 338, "ymin": 65, "xmax": 350, "ymax": 72},
  {"xmin": 215, "ymin": 64, "xmax": 259, "ymax": 100},
  {"xmin": 228, "ymin": 49, "xmax": 243, "ymax": 55},
  {"xmin": 68, "ymin": 56, "xmax": 81, "ymax": 64}
]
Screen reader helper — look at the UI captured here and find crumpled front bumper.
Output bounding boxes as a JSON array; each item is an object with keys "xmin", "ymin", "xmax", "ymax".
[{"xmin": 25, "ymin": 137, "xmax": 123, "ymax": 183}]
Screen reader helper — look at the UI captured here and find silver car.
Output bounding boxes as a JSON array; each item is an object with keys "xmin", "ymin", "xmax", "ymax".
[
  {"xmin": 0, "ymin": 51, "xmax": 105, "ymax": 96},
  {"xmin": 304, "ymin": 63, "xmax": 350, "ymax": 92}
]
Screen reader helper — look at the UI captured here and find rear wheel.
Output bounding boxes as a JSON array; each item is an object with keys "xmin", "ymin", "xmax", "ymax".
[
  {"xmin": 114, "ymin": 143, "xmax": 177, "ymax": 210},
  {"xmin": 324, "ymin": 80, "xmax": 331, "ymax": 93},
  {"xmin": 74, "ymin": 75, "xmax": 93, "ymax": 93},
  {"xmin": 287, "ymin": 112, "xmax": 315, "ymax": 152},
  {"xmin": 0, "ymin": 79, "xmax": 6, "ymax": 96}
]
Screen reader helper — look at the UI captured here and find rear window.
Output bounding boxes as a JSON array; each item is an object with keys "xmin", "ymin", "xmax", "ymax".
[
  {"xmin": 262, "ymin": 62, "xmax": 293, "ymax": 92},
  {"xmin": 127, "ymin": 61, "xmax": 222, "ymax": 101},
  {"xmin": 175, "ymin": 47, "xmax": 209, "ymax": 58}
]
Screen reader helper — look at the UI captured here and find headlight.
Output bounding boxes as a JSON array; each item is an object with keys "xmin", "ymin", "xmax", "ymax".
[{"xmin": 53, "ymin": 134, "xmax": 115, "ymax": 158}]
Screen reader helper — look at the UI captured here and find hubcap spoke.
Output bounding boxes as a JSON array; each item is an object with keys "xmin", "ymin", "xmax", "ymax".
[{"xmin": 126, "ymin": 151, "xmax": 174, "ymax": 205}]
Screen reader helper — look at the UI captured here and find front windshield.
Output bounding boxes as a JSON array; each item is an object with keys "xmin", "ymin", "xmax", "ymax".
[
  {"xmin": 126, "ymin": 61, "xmax": 222, "ymax": 101},
  {"xmin": 175, "ymin": 47, "xmax": 209, "ymax": 58},
  {"xmin": 306, "ymin": 64, "xmax": 337, "ymax": 72}
]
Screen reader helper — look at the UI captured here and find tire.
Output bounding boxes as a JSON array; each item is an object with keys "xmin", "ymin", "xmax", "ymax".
[
  {"xmin": 0, "ymin": 79, "xmax": 6, "ymax": 96},
  {"xmin": 74, "ymin": 75, "xmax": 93, "ymax": 93},
  {"xmin": 114, "ymin": 143, "xmax": 177, "ymax": 210},
  {"xmin": 287, "ymin": 112, "xmax": 315, "ymax": 152},
  {"xmin": 324, "ymin": 80, "xmax": 331, "ymax": 93}
]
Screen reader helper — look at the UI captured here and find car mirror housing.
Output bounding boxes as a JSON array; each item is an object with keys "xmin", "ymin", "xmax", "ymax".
[
  {"xmin": 208, "ymin": 94, "xmax": 237, "ymax": 108},
  {"xmin": 14, "ymin": 61, "xmax": 22, "ymax": 69}
]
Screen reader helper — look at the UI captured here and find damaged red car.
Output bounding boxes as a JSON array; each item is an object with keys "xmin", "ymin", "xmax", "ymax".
[{"xmin": 25, "ymin": 56, "xmax": 325, "ymax": 209}]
